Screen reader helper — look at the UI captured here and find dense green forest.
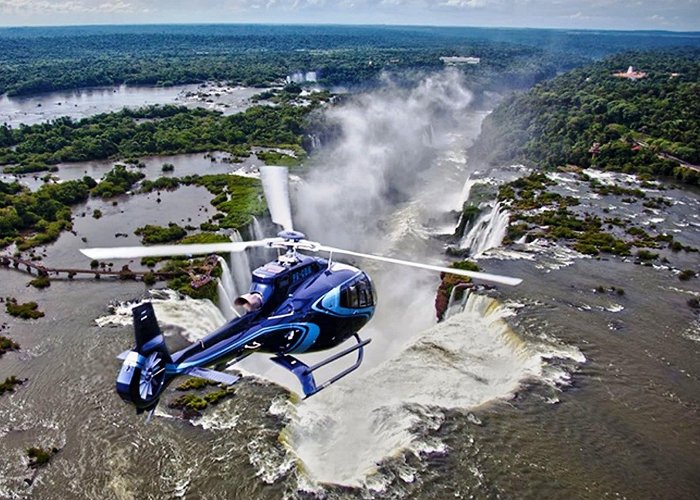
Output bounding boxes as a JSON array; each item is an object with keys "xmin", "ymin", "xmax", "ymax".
[
  {"xmin": 2, "ymin": 24, "xmax": 698, "ymax": 96},
  {"xmin": 0, "ymin": 99, "xmax": 317, "ymax": 171},
  {"xmin": 474, "ymin": 49, "xmax": 700, "ymax": 184}
]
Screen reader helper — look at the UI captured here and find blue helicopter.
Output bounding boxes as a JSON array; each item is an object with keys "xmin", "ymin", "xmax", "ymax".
[{"xmin": 81, "ymin": 167, "xmax": 521, "ymax": 418}]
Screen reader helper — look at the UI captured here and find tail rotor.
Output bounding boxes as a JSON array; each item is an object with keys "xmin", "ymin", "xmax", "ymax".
[{"xmin": 116, "ymin": 303, "xmax": 173, "ymax": 414}]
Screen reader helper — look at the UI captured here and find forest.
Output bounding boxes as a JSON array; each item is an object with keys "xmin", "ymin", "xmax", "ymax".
[
  {"xmin": 2, "ymin": 24, "xmax": 698, "ymax": 97},
  {"xmin": 474, "ymin": 49, "xmax": 700, "ymax": 185},
  {"xmin": 0, "ymin": 98, "xmax": 317, "ymax": 172}
]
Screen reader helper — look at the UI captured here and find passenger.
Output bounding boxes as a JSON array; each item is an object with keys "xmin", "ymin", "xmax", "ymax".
[{"xmin": 234, "ymin": 292, "xmax": 263, "ymax": 313}]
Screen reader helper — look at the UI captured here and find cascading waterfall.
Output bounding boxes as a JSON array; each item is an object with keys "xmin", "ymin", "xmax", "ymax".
[
  {"xmin": 229, "ymin": 230, "xmax": 252, "ymax": 293},
  {"xmin": 285, "ymin": 293, "xmax": 541, "ymax": 487},
  {"xmin": 307, "ymin": 133, "xmax": 322, "ymax": 150},
  {"xmin": 251, "ymin": 216, "xmax": 265, "ymax": 241},
  {"xmin": 216, "ymin": 256, "xmax": 238, "ymax": 320},
  {"xmin": 249, "ymin": 216, "xmax": 273, "ymax": 266},
  {"xmin": 460, "ymin": 176, "xmax": 476, "ymax": 206},
  {"xmin": 96, "ymin": 289, "xmax": 226, "ymax": 342},
  {"xmin": 460, "ymin": 201, "xmax": 510, "ymax": 257}
]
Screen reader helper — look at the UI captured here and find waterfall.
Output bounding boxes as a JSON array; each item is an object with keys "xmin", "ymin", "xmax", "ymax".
[
  {"xmin": 460, "ymin": 202, "xmax": 509, "ymax": 257},
  {"xmin": 229, "ymin": 231, "xmax": 252, "ymax": 293},
  {"xmin": 251, "ymin": 216, "xmax": 265, "ymax": 241},
  {"xmin": 460, "ymin": 176, "xmax": 476, "ymax": 206},
  {"xmin": 95, "ymin": 289, "xmax": 226, "ymax": 342},
  {"xmin": 249, "ymin": 216, "xmax": 273, "ymax": 266},
  {"xmin": 308, "ymin": 133, "xmax": 322, "ymax": 150},
  {"xmin": 285, "ymin": 293, "xmax": 540, "ymax": 487},
  {"xmin": 217, "ymin": 282, "xmax": 237, "ymax": 321},
  {"xmin": 444, "ymin": 284, "xmax": 473, "ymax": 320},
  {"xmin": 216, "ymin": 256, "xmax": 238, "ymax": 320}
]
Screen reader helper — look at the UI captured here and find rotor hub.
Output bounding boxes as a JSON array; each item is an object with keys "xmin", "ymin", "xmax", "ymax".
[{"xmin": 278, "ymin": 230, "xmax": 306, "ymax": 242}]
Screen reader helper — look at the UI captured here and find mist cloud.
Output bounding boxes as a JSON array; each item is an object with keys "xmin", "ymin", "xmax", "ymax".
[{"xmin": 296, "ymin": 69, "xmax": 473, "ymax": 251}]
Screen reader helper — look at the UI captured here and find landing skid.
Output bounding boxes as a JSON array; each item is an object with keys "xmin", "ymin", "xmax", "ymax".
[{"xmin": 271, "ymin": 334, "xmax": 371, "ymax": 398}]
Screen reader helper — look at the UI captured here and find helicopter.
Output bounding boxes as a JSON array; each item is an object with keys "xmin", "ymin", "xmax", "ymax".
[{"xmin": 81, "ymin": 166, "xmax": 522, "ymax": 418}]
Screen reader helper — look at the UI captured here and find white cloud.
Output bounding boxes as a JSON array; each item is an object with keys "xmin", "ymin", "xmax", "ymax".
[
  {"xmin": 0, "ymin": 0, "xmax": 698, "ymax": 29},
  {"xmin": 0, "ymin": 0, "xmax": 134, "ymax": 13},
  {"xmin": 439, "ymin": 0, "xmax": 491, "ymax": 7}
]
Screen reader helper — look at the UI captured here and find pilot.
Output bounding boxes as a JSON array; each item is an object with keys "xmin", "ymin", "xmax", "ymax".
[{"xmin": 234, "ymin": 292, "xmax": 263, "ymax": 313}]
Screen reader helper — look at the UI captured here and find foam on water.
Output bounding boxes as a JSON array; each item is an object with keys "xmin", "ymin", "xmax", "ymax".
[
  {"xmin": 281, "ymin": 294, "xmax": 553, "ymax": 487},
  {"xmin": 95, "ymin": 289, "xmax": 226, "ymax": 342}
]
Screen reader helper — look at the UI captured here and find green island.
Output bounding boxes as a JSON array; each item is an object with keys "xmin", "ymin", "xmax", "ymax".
[
  {"xmin": 0, "ymin": 335, "xmax": 20, "ymax": 357},
  {"xmin": 493, "ymin": 170, "xmax": 699, "ymax": 259},
  {"xmin": 0, "ymin": 102, "xmax": 319, "ymax": 173},
  {"xmin": 0, "ymin": 375, "xmax": 24, "ymax": 396},
  {"xmin": 5, "ymin": 299, "xmax": 45, "ymax": 320},
  {"xmin": 168, "ymin": 376, "xmax": 236, "ymax": 414},
  {"xmin": 26, "ymin": 446, "xmax": 59, "ymax": 469}
]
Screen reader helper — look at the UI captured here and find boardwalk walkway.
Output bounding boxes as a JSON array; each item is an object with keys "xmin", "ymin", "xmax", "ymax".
[{"xmin": 0, "ymin": 255, "xmax": 218, "ymax": 287}]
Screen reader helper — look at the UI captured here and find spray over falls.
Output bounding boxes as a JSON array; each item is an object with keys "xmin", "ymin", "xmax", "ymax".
[
  {"xmin": 285, "ymin": 294, "xmax": 541, "ymax": 487},
  {"xmin": 296, "ymin": 69, "xmax": 474, "ymax": 251}
]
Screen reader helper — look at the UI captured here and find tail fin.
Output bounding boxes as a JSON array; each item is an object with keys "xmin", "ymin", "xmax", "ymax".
[
  {"xmin": 116, "ymin": 302, "xmax": 173, "ymax": 414},
  {"xmin": 133, "ymin": 302, "xmax": 167, "ymax": 354}
]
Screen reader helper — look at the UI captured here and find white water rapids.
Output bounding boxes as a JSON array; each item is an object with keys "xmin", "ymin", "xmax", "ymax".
[{"xmin": 284, "ymin": 293, "xmax": 542, "ymax": 487}]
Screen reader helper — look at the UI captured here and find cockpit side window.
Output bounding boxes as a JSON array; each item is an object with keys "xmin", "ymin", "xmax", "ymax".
[{"xmin": 340, "ymin": 275, "xmax": 375, "ymax": 309}]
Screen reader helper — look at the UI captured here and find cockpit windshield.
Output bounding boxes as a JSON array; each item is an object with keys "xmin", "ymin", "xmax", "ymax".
[{"xmin": 340, "ymin": 274, "xmax": 375, "ymax": 309}]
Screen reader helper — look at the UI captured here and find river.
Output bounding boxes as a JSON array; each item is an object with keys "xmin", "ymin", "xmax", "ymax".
[
  {"xmin": 1, "ymin": 71, "xmax": 699, "ymax": 499},
  {"xmin": 0, "ymin": 83, "xmax": 263, "ymax": 129}
]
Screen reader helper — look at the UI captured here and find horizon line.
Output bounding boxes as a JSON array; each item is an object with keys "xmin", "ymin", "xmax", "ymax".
[{"xmin": 0, "ymin": 21, "xmax": 698, "ymax": 35}]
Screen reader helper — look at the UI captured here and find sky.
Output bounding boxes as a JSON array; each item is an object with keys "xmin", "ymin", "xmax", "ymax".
[{"xmin": 0, "ymin": 0, "xmax": 698, "ymax": 31}]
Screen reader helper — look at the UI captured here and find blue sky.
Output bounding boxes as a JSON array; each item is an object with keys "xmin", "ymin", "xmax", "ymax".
[{"xmin": 0, "ymin": 0, "xmax": 698, "ymax": 30}]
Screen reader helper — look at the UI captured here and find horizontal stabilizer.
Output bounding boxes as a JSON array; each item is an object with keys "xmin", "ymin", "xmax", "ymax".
[{"xmin": 187, "ymin": 367, "xmax": 240, "ymax": 386}]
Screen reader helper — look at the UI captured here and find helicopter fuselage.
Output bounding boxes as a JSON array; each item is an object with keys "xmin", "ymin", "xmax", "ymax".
[
  {"xmin": 169, "ymin": 254, "xmax": 376, "ymax": 373},
  {"xmin": 115, "ymin": 253, "xmax": 378, "ymax": 410}
]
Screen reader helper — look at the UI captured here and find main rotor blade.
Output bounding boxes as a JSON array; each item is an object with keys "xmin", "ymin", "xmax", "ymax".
[
  {"xmin": 80, "ymin": 240, "xmax": 272, "ymax": 261},
  {"xmin": 259, "ymin": 166, "xmax": 294, "ymax": 232},
  {"xmin": 317, "ymin": 245, "xmax": 523, "ymax": 286}
]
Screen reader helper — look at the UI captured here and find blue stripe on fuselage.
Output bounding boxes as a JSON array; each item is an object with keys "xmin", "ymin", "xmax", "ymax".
[{"xmin": 173, "ymin": 322, "xmax": 320, "ymax": 372}]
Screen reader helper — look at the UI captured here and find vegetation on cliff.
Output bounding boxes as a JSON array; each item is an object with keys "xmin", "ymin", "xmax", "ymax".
[
  {"xmin": 476, "ymin": 50, "xmax": 700, "ymax": 185},
  {"xmin": 435, "ymin": 260, "xmax": 480, "ymax": 321}
]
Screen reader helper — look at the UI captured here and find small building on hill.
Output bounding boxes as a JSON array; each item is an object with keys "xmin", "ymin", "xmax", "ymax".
[{"xmin": 613, "ymin": 66, "xmax": 647, "ymax": 80}]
